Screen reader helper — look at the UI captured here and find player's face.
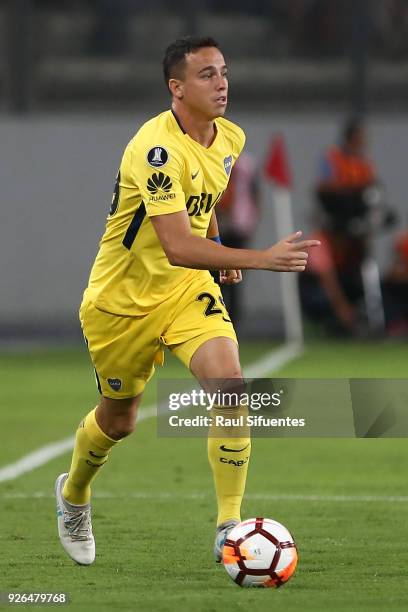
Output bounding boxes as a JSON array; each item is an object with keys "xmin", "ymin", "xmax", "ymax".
[{"xmin": 179, "ymin": 47, "xmax": 228, "ymax": 119}]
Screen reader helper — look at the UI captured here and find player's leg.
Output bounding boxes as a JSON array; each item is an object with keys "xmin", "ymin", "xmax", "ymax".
[
  {"xmin": 62, "ymin": 394, "xmax": 142, "ymax": 507},
  {"xmin": 56, "ymin": 299, "xmax": 158, "ymax": 565},
  {"xmin": 56, "ymin": 394, "xmax": 142, "ymax": 565},
  {"xmin": 164, "ymin": 273, "xmax": 251, "ymax": 561},
  {"xmin": 189, "ymin": 337, "xmax": 251, "ymax": 533}
]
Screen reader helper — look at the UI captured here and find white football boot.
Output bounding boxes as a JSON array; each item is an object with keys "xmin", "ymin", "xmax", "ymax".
[
  {"xmin": 55, "ymin": 473, "xmax": 95, "ymax": 565},
  {"xmin": 214, "ymin": 519, "xmax": 239, "ymax": 563}
]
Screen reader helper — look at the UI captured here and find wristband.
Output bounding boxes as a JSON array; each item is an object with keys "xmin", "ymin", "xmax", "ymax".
[{"xmin": 210, "ymin": 235, "xmax": 222, "ymax": 244}]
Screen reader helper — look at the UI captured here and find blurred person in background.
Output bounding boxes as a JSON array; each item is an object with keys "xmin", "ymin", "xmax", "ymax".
[
  {"xmin": 299, "ymin": 117, "xmax": 394, "ymax": 336},
  {"xmin": 382, "ymin": 229, "xmax": 408, "ymax": 336},
  {"xmin": 216, "ymin": 152, "xmax": 260, "ymax": 324}
]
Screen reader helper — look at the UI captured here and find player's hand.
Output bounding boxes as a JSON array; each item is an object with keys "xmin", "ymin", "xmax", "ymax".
[
  {"xmin": 220, "ymin": 269, "xmax": 243, "ymax": 285},
  {"xmin": 263, "ymin": 231, "xmax": 320, "ymax": 272}
]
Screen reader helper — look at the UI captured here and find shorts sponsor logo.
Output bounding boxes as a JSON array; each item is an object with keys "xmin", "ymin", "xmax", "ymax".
[
  {"xmin": 107, "ymin": 378, "xmax": 122, "ymax": 391},
  {"xmin": 223, "ymin": 155, "xmax": 232, "ymax": 176},
  {"xmin": 147, "ymin": 172, "xmax": 173, "ymax": 195},
  {"xmin": 147, "ymin": 146, "xmax": 169, "ymax": 168}
]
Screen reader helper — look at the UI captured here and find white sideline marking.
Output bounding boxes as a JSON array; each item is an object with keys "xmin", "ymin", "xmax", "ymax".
[
  {"xmin": 244, "ymin": 341, "xmax": 302, "ymax": 379},
  {"xmin": 0, "ymin": 406, "xmax": 157, "ymax": 484},
  {"xmin": 1, "ymin": 491, "xmax": 407, "ymax": 503},
  {"xmin": 0, "ymin": 438, "xmax": 75, "ymax": 484},
  {"xmin": 0, "ymin": 343, "xmax": 302, "ymax": 484}
]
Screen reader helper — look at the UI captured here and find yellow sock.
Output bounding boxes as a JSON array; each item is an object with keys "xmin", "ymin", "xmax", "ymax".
[
  {"xmin": 208, "ymin": 405, "xmax": 251, "ymax": 526},
  {"xmin": 62, "ymin": 408, "xmax": 119, "ymax": 505}
]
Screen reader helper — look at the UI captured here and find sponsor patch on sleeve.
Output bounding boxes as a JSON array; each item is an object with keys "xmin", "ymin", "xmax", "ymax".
[{"xmin": 146, "ymin": 172, "xmax": 175, "ymax": 202}]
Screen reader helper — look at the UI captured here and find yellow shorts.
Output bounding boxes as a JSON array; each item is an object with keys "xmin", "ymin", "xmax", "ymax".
[{"xmin": 79, "ymin": 273, "xmax": 237, "ymax": 398}]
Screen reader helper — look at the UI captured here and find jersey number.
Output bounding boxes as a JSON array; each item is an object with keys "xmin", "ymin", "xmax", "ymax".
[{"xmin": 197, "ymin": 292, "xmax": 232, "ymax": 323}]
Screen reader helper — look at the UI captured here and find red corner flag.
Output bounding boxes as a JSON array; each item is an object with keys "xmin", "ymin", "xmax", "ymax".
[{"xmin": 264, "ymin": 134, "xmax": 292, "ymax": 189}]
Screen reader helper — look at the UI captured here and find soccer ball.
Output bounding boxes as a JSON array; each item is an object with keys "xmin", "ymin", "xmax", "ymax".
[{"xmin": 222, "ymin": 517, "xmax": 298, "ymax": 588}]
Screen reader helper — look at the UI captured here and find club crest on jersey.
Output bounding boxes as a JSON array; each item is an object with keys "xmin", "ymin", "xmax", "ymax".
[
  {"xmin": 223, "ymin": 155, "xmax": 233, "ymax": 176},
  {"xmin": 107, "ymin": 378, "xmax": 122, "ymax": 391},
  {"xmin": 147, "ymin": 146, "xmax": 169, "ymax": 168}
]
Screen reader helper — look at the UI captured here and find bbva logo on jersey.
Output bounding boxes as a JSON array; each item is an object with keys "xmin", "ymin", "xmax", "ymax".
[
  {"xmin": 147, "ymin": 146, "xmax": 169, "ymax": 168},
  {"xmin": 186, "ymin": 191, "xmax": 225, "ymax": 216}
]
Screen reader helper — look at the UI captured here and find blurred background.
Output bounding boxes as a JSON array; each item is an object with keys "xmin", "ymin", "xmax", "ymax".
[{"xmin": 2, "ymin": 0, "xmax": 408, "ymax": 344}]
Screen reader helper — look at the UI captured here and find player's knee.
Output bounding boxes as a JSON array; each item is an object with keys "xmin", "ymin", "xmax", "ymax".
[
  {"xmin": 226, "ymin": 366, "xmax": 243, "ymax": 379},
  {"xmin": 107, "ymin": 419, "xmax": 136, "ymax": 440},
  {"xmin": 205, "ymin": 374, "xmax": 245, "ymax": 397},
  {"xmin": 214, "ymin": 366, "xmax": 243, "ymax": 382},
  {"xmin": 198, "ymin": 363, "xmax": 243, "ymax": 381},
  {"xmin": 97, "ymin": 395, "xmax": 141, "ymax": 439}
]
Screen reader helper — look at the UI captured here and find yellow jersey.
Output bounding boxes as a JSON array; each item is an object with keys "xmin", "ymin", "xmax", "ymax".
[{"xmin": 84, "ymin": 109, "xmax": 245, "ymax": 316}]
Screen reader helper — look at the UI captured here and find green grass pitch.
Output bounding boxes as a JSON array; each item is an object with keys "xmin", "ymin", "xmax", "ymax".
[{"xmin": 1, "ymin": 341, "xmax": 408, "ymax": 611}]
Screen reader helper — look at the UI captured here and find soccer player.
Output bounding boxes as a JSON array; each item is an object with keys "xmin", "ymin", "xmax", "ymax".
[{"xmin": 55, "ymin": 36, "xmax": 319, "ymax": 566}]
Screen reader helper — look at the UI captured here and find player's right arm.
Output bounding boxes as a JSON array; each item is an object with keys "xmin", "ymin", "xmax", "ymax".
[{"xmin": 151, "ymin": 210, "xmax": 320, "ymax": 272}]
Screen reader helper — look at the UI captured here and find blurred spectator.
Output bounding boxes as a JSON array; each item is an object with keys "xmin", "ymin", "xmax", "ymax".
[
  {"xmin": 217, "ymin": 152, "xmax": 260, "ymax": 324},
  {"xmin": 300, "ymin": 117, "xmax": 394, "ymax": 336},
  {"xmin": 316, "ymin": 117, "xmax": 377, "ymax": 230},
  {"xmin": 382, "ymin": 230, "xmax": 408, "ymax": 335}
]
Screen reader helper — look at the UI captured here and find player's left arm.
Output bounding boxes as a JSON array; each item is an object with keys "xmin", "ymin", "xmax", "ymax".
[{"xmin": 207, "ymin": 210, "xmax": 242, "ymax": 285}]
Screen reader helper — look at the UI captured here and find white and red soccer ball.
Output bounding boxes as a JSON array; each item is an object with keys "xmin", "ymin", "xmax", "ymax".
[{"xmin": 222, "ymin": 517, "xmax": 298, "ymax": 588}]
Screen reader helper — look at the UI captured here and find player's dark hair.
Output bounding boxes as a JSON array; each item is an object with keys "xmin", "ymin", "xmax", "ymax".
[{"xmin": 163, "ymin": 36, "xmax": 220, "ymax": 92}]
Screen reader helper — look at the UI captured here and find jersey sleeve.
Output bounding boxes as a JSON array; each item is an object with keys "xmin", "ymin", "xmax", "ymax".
[
  {"xmin": 233, "ymin": 125, "xmax": 246, "ymax": 159},
  {"xmin": 228, "ymin": 125, "xmax": 246, "ymax": 166},
  {"xmin": 129, "ymin": 143, "xmax": 187, "ymax": 217},
  {"xmin": 216, "ymin": 117, "xmax": 246, "ymax": 164}
]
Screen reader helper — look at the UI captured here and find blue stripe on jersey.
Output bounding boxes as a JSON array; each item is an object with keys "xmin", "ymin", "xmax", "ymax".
[
  {"xmin": 93, "ymin": 367, "xmax": 102, "ymax": 394},
  {"xmin": 122, "ymin": 202, "xmax": 147, "ymax": 250}
]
